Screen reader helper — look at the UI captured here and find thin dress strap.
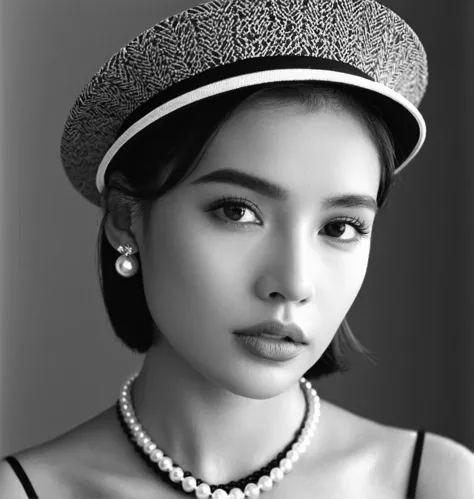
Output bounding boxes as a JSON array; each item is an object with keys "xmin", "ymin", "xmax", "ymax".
[
  {"xmin": 4, "ymin": 456, "xmax": 39, "ymax": 499},
  {"xmin": 406, "ymin": 430, "xmax": 426, "ymax": 499}
]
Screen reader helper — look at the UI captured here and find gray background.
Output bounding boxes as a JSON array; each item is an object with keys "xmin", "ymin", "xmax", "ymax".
[{"xmin": 1, "ymin": 0, "xmax": 473, "ymax": 455}]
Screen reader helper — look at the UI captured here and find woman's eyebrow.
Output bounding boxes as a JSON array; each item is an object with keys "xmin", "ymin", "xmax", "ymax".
[{"xmin": 191, "ymin": 168, "xmax": 378, "ymax": 213}]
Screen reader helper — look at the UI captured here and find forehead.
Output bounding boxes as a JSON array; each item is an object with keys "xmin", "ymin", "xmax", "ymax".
[{"xmin": 192, "ymin": 103, "xmax": 381, "ymax": 201}]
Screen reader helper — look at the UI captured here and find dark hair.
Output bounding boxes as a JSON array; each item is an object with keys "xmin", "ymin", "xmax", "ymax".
[{"xmin": 97, "ymin": 81, "xmax": 397, "ymax": 381}]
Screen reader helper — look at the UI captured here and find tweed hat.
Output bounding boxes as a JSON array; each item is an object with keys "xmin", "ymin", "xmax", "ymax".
[{"xmin": 60, "ymin": 0, "xmax": 428, "ymax": 207}]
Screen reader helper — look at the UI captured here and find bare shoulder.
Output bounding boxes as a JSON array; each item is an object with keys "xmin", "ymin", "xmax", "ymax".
[
  {"xmin": 0, "ymin": 405, "xmax": 148, "ymax": 499},
  {"xmin": 0, "ymin": 444, "xmax": 74, "ymax": 499},
  {"xmin": 0, "ymin": 457, "xmax": 36, "ymax": 499},
  {"xmin": 310, "ymin": 400, "xmax": 418, "ymax": 496},
  {"xmin": 317, "ymin": 400, "xmax": 474, "ymax": 498},
  {"xmin": 416, "ymin": 431, "xmax": 474, "ymax": 499},
  {"xmin": 0, "ymin": 430, "xmax": 84, "ymax": 499}
]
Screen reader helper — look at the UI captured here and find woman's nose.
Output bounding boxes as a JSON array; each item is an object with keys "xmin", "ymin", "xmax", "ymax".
[{"xmin": 256, "ymin": 233, "xmax": 315, "ymax": 305}]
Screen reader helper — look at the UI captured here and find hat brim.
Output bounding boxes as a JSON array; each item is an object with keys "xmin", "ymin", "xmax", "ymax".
[{"xmin": 96, "ymin": 67, "xmax": 425, "ymax": 196}]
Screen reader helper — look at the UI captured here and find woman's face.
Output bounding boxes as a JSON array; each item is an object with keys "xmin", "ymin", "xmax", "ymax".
[{"xmin": 133, "ymin": 101, "xmax": 380, "ymax": 398}]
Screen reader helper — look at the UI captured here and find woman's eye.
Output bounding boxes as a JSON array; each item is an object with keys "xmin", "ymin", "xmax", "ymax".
[
  {"xmin": 220, "ymin": 204, "xmax": 260, "ymax": 224},
  {"xmin": 323, "ymin": 222, "xmax": 359, "ymax": 240},
  {"xmin": 321, "ymin": 219, "xmax": 372, "ymax": 244},
  {"xmin": 206, "ymin": 197, "xmax": 262, "ymax": 227}
]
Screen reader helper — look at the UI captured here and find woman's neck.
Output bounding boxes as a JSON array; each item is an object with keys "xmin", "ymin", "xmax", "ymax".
[{"xmin": 131, "ymin": 338, "xmax": 309, "ymax": 485}]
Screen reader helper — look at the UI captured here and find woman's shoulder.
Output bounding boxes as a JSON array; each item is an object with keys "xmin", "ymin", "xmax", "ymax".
[
  {"xmin": 316, "ymin": 400, "xmax": 474, "ymax": 498},
  {"xmin": 0, "ymin": 405, "xmax": 148, "ymax": 499},
  {"xmin": 408, "ymin": 429, "xmax": 474, "ymax": 498}
]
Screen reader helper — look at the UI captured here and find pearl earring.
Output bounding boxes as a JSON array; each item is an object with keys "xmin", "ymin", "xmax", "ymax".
[{"xmin": 115, "ymin": 245, "xmax": 139, "ymax": 278}]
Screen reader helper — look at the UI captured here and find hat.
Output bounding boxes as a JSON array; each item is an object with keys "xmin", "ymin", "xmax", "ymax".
[{"xmin": 60, "ymin": 0, "xmax": 428, "ymax": 207}]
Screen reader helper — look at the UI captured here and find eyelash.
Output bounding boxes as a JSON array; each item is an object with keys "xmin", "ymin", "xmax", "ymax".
[{"xmin": 206, "ymin": 196, "xmax": 372, "ymax": 245}]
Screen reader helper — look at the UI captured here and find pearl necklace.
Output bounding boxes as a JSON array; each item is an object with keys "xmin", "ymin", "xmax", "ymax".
[{"xmin": 117, "ymin": 372, "xmax": 321, "ymax": 499}]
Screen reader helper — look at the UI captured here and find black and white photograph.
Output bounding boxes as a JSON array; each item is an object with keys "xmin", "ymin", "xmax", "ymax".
[{"xmin": 0, "ymin": 1, "xmax": 473, "ymax": 498}]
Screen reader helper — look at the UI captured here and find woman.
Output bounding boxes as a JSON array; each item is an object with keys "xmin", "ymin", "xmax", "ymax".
[{"xmin": 1, "ymin": 0, "xmax": 473, "ymax": 498}]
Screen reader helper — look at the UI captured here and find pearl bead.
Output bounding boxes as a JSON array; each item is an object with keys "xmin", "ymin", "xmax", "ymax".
[
  {"xmin": 158, "ymin": 457, "xmax": 173, "ymax": 471},
  {"xmin": 292, "ymin": 443, "xmax": 302, "ymax": 452},
  {"xmin": 138, "ymin": 435, "xmax": 149, "ymax": 446},
  {"xmin": 299, "ymin": 445, "xmax": 308, "ymax": 454},
  {"xmin": 150, "ymin": 449, "xmax": 164, "ymax": 462},
  {"xmin": 115, "ymin": 255, "xmax": 138, "ymax": 277},
  {"xmin": 132, "ymin": 424, "xmax": 141, "ymax": 432},
  {"xmin": 270, "ymin": 467, "xmax": 284, "ymax": 482},
  {"xmin": 195, "ymin": 482, "xmax": 211, "ymax": 498},
  {"xmin": 169, "ymin": 467, "xmax": 184, "ymax": 482},
  {"xmin": 244, "ymin": 483, "xmax": 260, "ymax": 498},
  {"xmin": 228, "ymin": 488, "xmax": 245, "ymax": 499},
  {"xmin": 257, "ymin": 476, "xmax": 273, "ymax": 492},
  {"xmin": 182, "ymin": 476, "xmax": 197, "ymax": 492},
  {"xmin": 145, "ymin": 442, "xmax": 157, "ymax": 454},
  {"xmin": 286, "ymin": 450, "xmax": 299, "ymax": 462},
  {"xmin": 280, "ymin": 458, "xmax": 293, "ymax": 473},
  {"xmin": 212, "ymin": 489, "xmax": 228, "ymax": 499}
]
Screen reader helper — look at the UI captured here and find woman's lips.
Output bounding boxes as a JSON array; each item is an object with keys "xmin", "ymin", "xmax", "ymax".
[
  {"xmin": 234, "ymin": 334, "xmax": 305, "ymax": 362},
  {"xmin": 258, "ymin": 332, "xmax": 296, "ymax": 342},
  {"xmin": 233, "ymin": 320, "xmax": 307, "ymax": 344}
]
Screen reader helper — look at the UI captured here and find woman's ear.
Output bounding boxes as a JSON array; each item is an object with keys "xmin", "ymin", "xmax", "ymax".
[{"xmin": 103, "ymin": 194, "xmax": 139, "ymax": 252}]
